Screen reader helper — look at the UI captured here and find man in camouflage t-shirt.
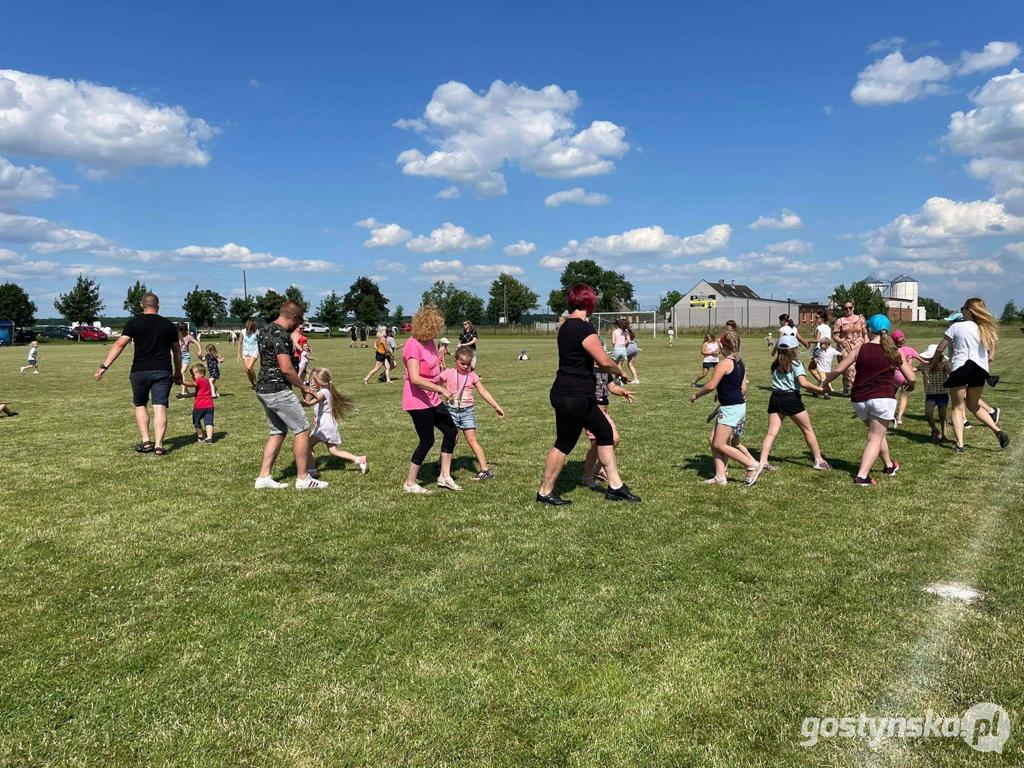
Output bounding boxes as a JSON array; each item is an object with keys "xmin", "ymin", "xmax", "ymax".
[{"xmin": 253, "ymin": 301, "xmax": 327, "ymax": 490}]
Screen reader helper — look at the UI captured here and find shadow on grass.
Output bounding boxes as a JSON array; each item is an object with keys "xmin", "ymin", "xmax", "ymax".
[{"xmin": 162, "ymin": 431, "xmax": 229, "ymax": 452}]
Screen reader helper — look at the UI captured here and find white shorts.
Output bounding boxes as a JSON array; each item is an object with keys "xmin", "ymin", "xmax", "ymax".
[{"xmin": 852, "ymin": 398, "xmax": 896, "ymax": 423}]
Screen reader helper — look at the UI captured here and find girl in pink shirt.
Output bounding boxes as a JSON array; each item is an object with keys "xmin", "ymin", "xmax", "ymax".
[
  {"xmin": 402, "ymin": 307, "xmax": 460, "ymax": 493},
  {"xmin": 439, "ymin": 346, "xmax": 505, "ymax": 480}
]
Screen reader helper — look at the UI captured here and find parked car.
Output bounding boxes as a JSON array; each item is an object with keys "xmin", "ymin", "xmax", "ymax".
[
  {"xmin": 35, "ymin": 325, "xmax": 76, "ymax": 340},
  {"xmin": 72, "ymin": 326, "xmax": 109, "ymax": 341},
  {"xmin": 14, "ymin": 328, "xmax": 38, "ymax": 344},
  {"xmin": 301, "ymin": 322, "xmax": 331, "ymax": 334},
  {"xmin": 338, "ymin": 324, "xmax": 354, "ymax": 334},
  {"xmin": 400, "ymin": 322, "xmax": 413, "ymax": 332}
]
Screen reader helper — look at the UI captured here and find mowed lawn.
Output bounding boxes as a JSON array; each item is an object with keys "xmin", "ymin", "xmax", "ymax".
[{"xmin": 0, "ymin": 332, "xmax": 1022, "ymax": 767}]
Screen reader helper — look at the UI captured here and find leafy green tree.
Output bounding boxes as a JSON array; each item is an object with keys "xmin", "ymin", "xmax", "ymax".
[
  {"xmin": 284, "ymin": 284, "xmax": 308, "ymax": 312},
  {"xmin": 182, "ymin": 285, "xmax": 228, "ymax": 329},
  {"xmin": 0, "ymin": 283, "xmax": 37, "ymax": 327},
  {"xmin": 393, "ymin": 304, "xmax": 405, "ymax": 324},
  {"xmin": 315, "ymin": 291, "xmax": 345, "ymax": 329},
  {"xmin": 830, "ymin": 281, "xmax": 887, "ymax": 318},
  {"xmin": 556, "ymin": 259, "xmax": 636, "ymax": 313},
  {"xmin": 658, "ymin": 290, "xmax": 683, "ymax": 315},
  {"xmin": 54, "ymin": 274, "xmax": 104, "ymax": 323},
  {"xmin": 122, "ymin": 280, "xmax": 148, "ymax": 315},
  {"xmin": 341, "ymin": 276, "xmax": 389, "ymax": 323},
  {"xmin": 421, "ymin": 281, "xmax": 484, "ymax": 325},
  {"xmin": 229, "ymin": 296, "xmax": 258, "ymax": 321},
  {"xmin": 919, "ymin": 296, "xmax": 951, "ymax": 320},
  {"xmin": 1000, "ymin": 300, "xmax": 1019, "ymax": 324},
  {"xmin": 548, "ymin": 288, "xmax": 567, "ymax": 315},
  {"xmin": 486, "ymin": 273, "xmax": 538, "ymax": 324},
  {"xmin": 255, "ymin": 289, "xmax": 285, "ymax": 323}
]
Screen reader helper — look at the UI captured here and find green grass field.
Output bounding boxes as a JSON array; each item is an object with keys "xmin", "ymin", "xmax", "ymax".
[{"xmin": 1, "ymin": 334, "xmax": 1021, "ymax": 766}]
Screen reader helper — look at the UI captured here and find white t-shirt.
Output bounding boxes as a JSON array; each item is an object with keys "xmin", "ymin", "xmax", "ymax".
[
  {"xmin": 27, "ymin": 347, "xmax": 38, "ymax": 362},
  {"xmin": 815, "ymin": 323, "xmax": 832, "ymax": 340},
  {"xmin": 813, "ymin": 346, "xmax": 841, "ymax": 373},
  {"xmin": 702, "ymin": 341, "xmax": 720, "ymax": 363},
  {"xmin": 945, "ymin": 321, "xmax": 990, "ymax": 372}
]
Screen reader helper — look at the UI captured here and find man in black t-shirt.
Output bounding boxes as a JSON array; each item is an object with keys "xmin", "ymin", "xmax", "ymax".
[{"xmin": 95, "ymin": 292, "xmax": 181, "ymax": 455}]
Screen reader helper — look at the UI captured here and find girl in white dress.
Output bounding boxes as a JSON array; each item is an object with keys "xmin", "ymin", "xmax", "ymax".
[{"xmin": 302, "ymin": 367, "xmax": 368, "ymax": 475}]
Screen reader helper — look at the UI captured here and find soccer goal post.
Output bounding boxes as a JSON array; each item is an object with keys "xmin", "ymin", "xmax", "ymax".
[{"xmin": 590, "ymin": 311, "xmax": 662, "ymax": 340}]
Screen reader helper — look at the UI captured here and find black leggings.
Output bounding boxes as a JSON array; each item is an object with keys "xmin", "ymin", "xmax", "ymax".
[
  {"xmin": 409, "ymin": 405, "xmax": 459, "ymax": 465},
  {"xmin": 550, "ymin": 391, "xmax": 614, "ymax": 454}
]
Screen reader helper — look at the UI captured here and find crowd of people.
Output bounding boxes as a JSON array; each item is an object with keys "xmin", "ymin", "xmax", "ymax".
[{"xmin": 4, "ymin": 286, "xmax": 1011, "ymax": 499}]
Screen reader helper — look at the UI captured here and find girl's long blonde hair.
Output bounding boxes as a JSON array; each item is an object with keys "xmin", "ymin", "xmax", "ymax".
[
  {"xmin": 309, "ymin": 367, "xmax": 354, "ymax": 421},
  {"xmin": 964, "ymin": 297, "xmax": 998, "ymax": 350},
  {"xmin": 205, "ymin": 343, "xmax": 218, "ymax": 356},
  {"xmin": 876, "ymin": 330, "xmax": 903, "ymax": 367},
  {"xmin": 720, "ymin": 329, "xmax": 741, "ymax": 357},
  {"xmin": 771, "ymin": 346, "xmax": 798, "ymax": 373}
]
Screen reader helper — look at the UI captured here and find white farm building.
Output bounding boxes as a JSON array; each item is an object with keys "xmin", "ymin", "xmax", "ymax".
[{"xmin": 671, "ymin": 279, "xmax": 806, "ymax": 330}]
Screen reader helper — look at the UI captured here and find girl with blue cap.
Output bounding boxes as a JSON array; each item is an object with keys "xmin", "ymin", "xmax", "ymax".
[{"xmin": 823, "ymin": 314, "xmax": 917, "ymax": 486}]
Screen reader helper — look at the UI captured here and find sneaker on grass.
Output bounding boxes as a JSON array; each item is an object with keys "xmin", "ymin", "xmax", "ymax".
[
  {"xmin": 812, "ymin": 460, "xmax": 832, "ymax": 471},
  {"xmin": 403, "ymin": 483, "xmax": 430, "ymax": 494},
  {"xmin": 998, "ymin": 431, "xmax": 1010, "ymax": 449},
  {"xmin": 295, "ymin": 475, "xmax": 329, "ymax": 490},
  {"xmin": 254, "ymin": 476, "xmax": 288, "ymax": 490},
  {"xmin": 854, "ymin": 475, "xmax": 877, "ymax": 486},
  {"xmin": 883, "ymin": 461, "xmax": 900, "ymax": 476}
]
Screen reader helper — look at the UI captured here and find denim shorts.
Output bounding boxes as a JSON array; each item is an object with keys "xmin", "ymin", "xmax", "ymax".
[
  {"xmin": 612, "ymin": 346, "xmax": 629, "ymax": 359},
  {"xmin": 717, "ymin": 403, "xmax": 747, "ymax": 436},
  {"xmin": 447, "ymin": 404, "xmax": 477, "ymax": 430},
  {"xmin": 129, "ymin": 370, "xmax": 173, "ymax": 407},
  {"xmin": 256, "ymin": 389, "xmax": 310, "ymax": 435},
  {"xmin": 925, "ymin": 393, "xmax": 950, "ymax": 407},
  {"xmin": 192, "ymin": 407, "xmax": 215, "ymax": 427}
]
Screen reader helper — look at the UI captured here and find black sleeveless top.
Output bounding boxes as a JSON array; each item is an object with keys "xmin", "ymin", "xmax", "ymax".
[{"xmin": 716, "ymin": 357, "xmax": 745, "ymax": 406}]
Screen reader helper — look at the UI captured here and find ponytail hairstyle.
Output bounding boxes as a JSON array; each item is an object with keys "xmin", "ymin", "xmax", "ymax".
[
  {"xmin": 877, "ymin": 329, "xmax": 903, "ymax": 367},
  {"xmin": 245, "ymin": 319, "xmax": 257, "ymax": 334},
  {"xmin": 719, "ymin": 329, "xmax": 741, "ymax": 357},
  {"xmin": 964, "ymin": 297, "xmax": 998, "ymax": 351},
  {"xmin": 771, "ymin": 346, "xmax": 798, "ymax": 373},
  {"xmin": 309, "ymin": 367, "xmax": 354, "ymax": 421}
]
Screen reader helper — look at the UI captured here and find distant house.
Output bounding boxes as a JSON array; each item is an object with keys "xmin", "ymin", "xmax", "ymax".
[{"xmin": 671, "ymin": 279, "xmax": 807, "ymax": 329}]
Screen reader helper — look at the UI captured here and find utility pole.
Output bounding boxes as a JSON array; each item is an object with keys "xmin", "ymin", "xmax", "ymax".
[
  {"xmin": 503, "ymin": 281, "xmax": 508, "ymax": 325},
  {"xmin": 243, "ymin": 270, "xmax": 249, "ymax": 301}
]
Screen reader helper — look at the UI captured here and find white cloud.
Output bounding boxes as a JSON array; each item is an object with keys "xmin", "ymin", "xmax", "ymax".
[
  {"xmin": 503, "ymin": 240, "xmax": 536, "ymax": 257},
  {"xmin": 958, "ymin": 41, "xmax": 1020, "ymax": 76},
  {"xmin": 168, "ymin": 243, "xmax": 334, "ymax": 271},
  {"xmin": 539, "ymin": 255, "xmax": 569, "ymax": 270},
  {"xmin": 373, "ymin": 259, "xmax": 407, "ymax": 273},
  {"xmin": 0, "ymin": 211, "xmax": 109, "ymax": 253},
  {"xmin": 0, "ymin": 69, "xmax": 215, "ymax": 170},
  {"xmin": 436, "ymin": 185, "xmax": 461, "ymax": 199},
  {"xmin": 355, "ymin": 217, "xmax": 412, "ymax": 248},
  {"xmin": 406, "ymin": 222, "xmax": 492, "ymax": 253},
  {"xmin": 420, "ymin": 259, "xmax": 463, "ymax": 272},
  {"xmin": 0, "ymin": 250, "xmax": 149, "ymax": 280},
  {"xmin": 546, "ymin": 223, "xmax": 730, "ymax": 263},
  {"xmin": 868, "ymin": 37, "xmax": 906, "ymax": 54},
  {"xmin": 749, "ymin": 209, "xmax": 802, "ymax": 230},
  {"xmin": 947, "ymin": 69, "xmax": 1024, "ymax": 193},
  {"xmin": 0, "ymin": 157, "xmax": 72, "ymax": 206},
  {"xmin": 764, "ymin": 239, "xmax": 813, "ymax": 255},
  {"xmin": 395, "ymin": 80, "xmax": 628, "ymax": 196},
  {"xmin": 419, "ymin": 260, "xmax": 523, "ymax": 280},
  {"xmin": 544, "ymin": 187, "xmax": 610, "ymax": 207},
  {"xmin": 851, "ymin": 51, "xmax": 953, "ymax": 106}
]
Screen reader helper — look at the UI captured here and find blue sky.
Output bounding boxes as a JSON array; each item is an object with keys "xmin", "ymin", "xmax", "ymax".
[{"xmin": 3, "ymin": 0, "xmax": 1024, "ymax": 317}]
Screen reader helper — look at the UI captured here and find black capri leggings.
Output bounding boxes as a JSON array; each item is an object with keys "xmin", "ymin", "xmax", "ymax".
[
  {"xmin": 550, "ymin": 391, "xmax": 614, "ymax": 454},
  {"xmin": 408, "ymin": 405, "xmax": 459, "ymax": 465}
]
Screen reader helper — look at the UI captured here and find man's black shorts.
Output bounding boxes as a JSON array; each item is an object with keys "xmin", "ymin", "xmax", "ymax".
[{"xmin": 130, "ymin": 370, "xmax": 173, "ymax": 407}]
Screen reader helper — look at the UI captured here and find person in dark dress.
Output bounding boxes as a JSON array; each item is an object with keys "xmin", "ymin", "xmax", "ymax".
[{"xmin": 536, "ymin": 284, "xmax": 641, "ymax": 505}]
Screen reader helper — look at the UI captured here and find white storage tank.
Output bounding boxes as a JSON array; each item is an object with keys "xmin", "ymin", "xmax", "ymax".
[
  {"xmin": 864, "ymin": 273, "xmax": 890, "ymax": 296},
  {"xmin": 890, "ymin": 274, "xmax": 918, "ymax": 303}
]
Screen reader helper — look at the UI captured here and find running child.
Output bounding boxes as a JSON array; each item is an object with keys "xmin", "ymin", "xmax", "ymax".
[
  {"xmin": 439, "ymin": 346, "xmax": 505, "ymax": 480},
  {"xmin": 810, "ymin": 338, "xmax": 840, "ymax": 399},
  {"xmin": 437, "ymin": 337, "xmax": 451, "ymax": 370},
  {"xmin": 692, "ymin": 333, "xmax": 719, "ymax": 387},
  {"xmin": 204, "ymin": 344, "xmax": 224, "ymax": 397},
  {"xmin": 757, "ymin": 335, "xmax": 831, "ymax": 474},
  {"xmin": 667, "ymin": 328, "xmax": 675, "ymax": 348},
  {"xmin": 19, "ymin": 341, "xmax": 39, "ymax": 374},
  {"xmin": 582, "ymin": 360, "xmax": 636, "ymax": 489},
  {"xmin": 297, "ymin": 342, "xmax": 311, "ymax": 383},
  {"xmin": 690, "ymin": 330, "xmax": 762, "ymax": 486},
  {"xmin": 823, "ymin": 314, "xmax": 916, "ymax": 486},
  {"xmin": 301, "ymin": 367, "xmax": 367, "ymax": 475},
  {"xmin": 917, "ymin": 343, "xmax": 950, "ymax": 443},
  {"xmin": 182, "ymin": 363, "xmax": 216, "ymax": 444},
  {"xmin": 891, "ymin": 329, "xmax": 919, "ymax": 427},
  {"xmin": 625, "ymin": 329, "xmax": 640, "ymax": 383}
]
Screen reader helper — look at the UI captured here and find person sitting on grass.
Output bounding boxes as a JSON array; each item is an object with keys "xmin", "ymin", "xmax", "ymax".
[
  {"xmin": 439, "ymin": 345, "xmax": 506, "ymax": 481},
  {"xmin": 301, "ymin": 367, "xmax": 367, "ymax": 476},
  {"xmin": 757, "ymin": 335, "xmax": 831, "ymax": 475},
  {"xmin": 182, "ymin": 363, "xmax": 216, "ymax": 444},
  {"xmin": 823, "ymin": 314, "xmax": 916, "ymax": 486},
  {"xmin": 0, "ymin": 401, "xmax": 17, "ymax": 417}
]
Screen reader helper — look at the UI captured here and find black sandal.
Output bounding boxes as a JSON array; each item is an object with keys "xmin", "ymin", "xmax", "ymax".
[
  {"xmin": 153, "ymin": 446, "xmax": 167, "ymax": 456},
  {"xmin": 136, "ymin": 441, "xmax": 155, "ymax": 453}
]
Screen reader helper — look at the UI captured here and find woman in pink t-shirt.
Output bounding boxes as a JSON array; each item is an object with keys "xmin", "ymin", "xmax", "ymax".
[{"xmin": 402, "ymin": 306, "xmax": 460, "ymax": 494}]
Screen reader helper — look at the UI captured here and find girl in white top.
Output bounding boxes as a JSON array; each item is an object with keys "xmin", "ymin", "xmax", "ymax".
[
  {"xmin": 611, "ymin": 318, "xmax": 630, "ymax": 364},
  {"xmin": 301, "ymin": 367, "xmax": 368, "ymax": 475},
  {"xmin": 814, "ymin": 310, "xmax": 832, "ymax": 342},
  {"xmin": 692, "ymin": 333, "xmax": 719, "ymax": 387},
  {"xmin": 931, "ymin": 298, "xmax": 1008, "ymax": 452}
]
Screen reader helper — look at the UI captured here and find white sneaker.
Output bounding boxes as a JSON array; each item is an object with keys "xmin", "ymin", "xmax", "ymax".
[
  {"xmin": 295, "ymin": 475, "xmax": 329, "ymax": 490},
  {"xmin": 357, "ymin": 457, "xmax": 368, "ymax": 475},
  {"xmin": 403, "ymin": 482, "xmax": 430, "ymax": 494},
  {"xmin": 254, "ymin": 475, "xmax": 288, "ymax": 490},
  {"xmin": 630, "ymin": 379, "xmax": 640, "ymax": 384},
  {"xmin": 436, "ymin": 476, "xmax": 462, "ymax": 491}
]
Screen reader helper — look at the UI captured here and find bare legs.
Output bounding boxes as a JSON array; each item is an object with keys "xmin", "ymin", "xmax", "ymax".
[
  {"xmin": 627, "ymin": 357, "xmax": 639, "ymax": 382},
  {"xmin": 406, "ymin": 453, "xmax": 453, "ymax": 487},
  {"xmin": 461, "ymin": 428, "xmax": 489, "ymax": 472},
  {"xmin": 710, "ymin": 423, "xmax": 757, "ymax": 481},
  {"xmin": 950, "ymin": 387, "xmax": 1001, "ymax": 447},
  {"xmin": 134, "ymin": 404, "xmax": 168, "ymax": 449},
  {"xmin": 259, "ymin": 430, "xmax": 310, "ymax": 479},
  {"xmin": 926, "ymin": 402, "xmax": 948, "ymax": 440},
  {"xmin": 243, "ymin": 356, "xmax": 257, "ymax": 387},
  {"xmin": 856, "ymin": 417, "xmax": 893, "ymax": 479},
  {"xmin": 363, "ymin": 360, "xmax": 389, "ymax": 384}
]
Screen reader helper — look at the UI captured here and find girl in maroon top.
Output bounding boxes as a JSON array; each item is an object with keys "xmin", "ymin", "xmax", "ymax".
[{"xmin": 823, "ymin": 314, "xmax": 916, "ymax": 486}]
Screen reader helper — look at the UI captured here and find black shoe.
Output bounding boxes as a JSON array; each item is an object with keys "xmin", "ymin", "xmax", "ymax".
[
  {"xmin": 988, "ymin": 375, "xmax": 1000, "ymax": 388},
  {"xmin": 605, "ymin": 484, "xmax": 641, "ymax": 502},
  {"xmin": 998, "ymin": 431, "xmax": 1010, "ymax": 449},
  {"xmin": 955, "ymin": 445, "xmax": 966, "ymax": 454},
  {"xmin": 536, "ymin": 492, "xmax": 571, "ymax": 506},
  {"xmin": 990, "ymin": 407, "xmax": 1001, "ymax": 424}
]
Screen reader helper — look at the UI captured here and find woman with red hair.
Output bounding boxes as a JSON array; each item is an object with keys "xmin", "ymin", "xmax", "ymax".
[{"xmin": 536, "ymin": 284, "xmax": 641, "ymax": 505}]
